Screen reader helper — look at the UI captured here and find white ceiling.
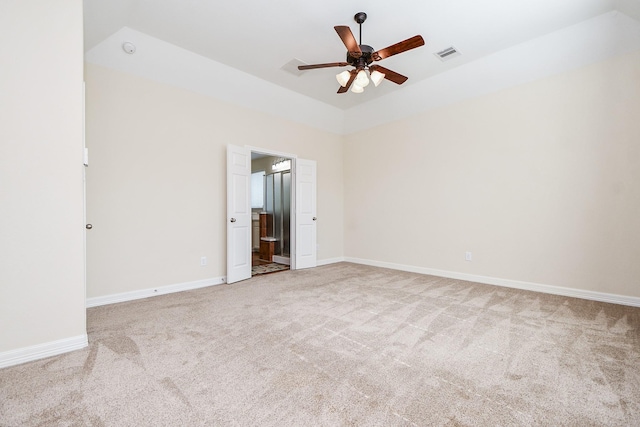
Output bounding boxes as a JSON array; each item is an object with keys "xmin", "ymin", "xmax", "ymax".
[{"xmin": 84, "ymin": 0, "xmax": 640, "ymax": 134}]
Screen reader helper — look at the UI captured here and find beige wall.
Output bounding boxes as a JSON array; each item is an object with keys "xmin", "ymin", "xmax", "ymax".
[
  {"xmin": 84, "ymin": 63, "xmax": 343, "ymax": 298},
  {"xmin": 0, "ymin": 0, "xmax": 85, "ymax": 352},
  {"xmin": 252, "ymin": 156, "xmax": 292, "ymax": 174},
  {"xmin": 252, "ymin": 156, "xmax": 282, "ymax": 174},
  {"xmin": 344, "ymin": 50, "xmax": 640, "ymax": 297}
]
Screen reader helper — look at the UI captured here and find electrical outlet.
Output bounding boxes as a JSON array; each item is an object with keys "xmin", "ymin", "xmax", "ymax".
[
  {"xmin": 465, "ymin": 252, "xmax": 472, "ymax": 261},
  {"xmin": 200, "ymin": 256, "xmax": 207, "ymax": 266}
]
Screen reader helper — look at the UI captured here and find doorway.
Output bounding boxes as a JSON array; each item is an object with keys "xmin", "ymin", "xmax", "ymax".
[
  {"xmin": 250, "ymin": 152, "xmax": 292, "ymax": 276},
  {"xmin": 226, "ymin": 144, "xmax": 316, "ymax": 284}
]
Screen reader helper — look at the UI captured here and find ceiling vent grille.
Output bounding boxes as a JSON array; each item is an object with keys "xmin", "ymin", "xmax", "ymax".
[
  {"xmin": 281, "ymin": 58, "xmax": 308, "ymax": 76},
  {"xmin": 434, "ymin": 46, "xmax": 461, "ymax": 62}
]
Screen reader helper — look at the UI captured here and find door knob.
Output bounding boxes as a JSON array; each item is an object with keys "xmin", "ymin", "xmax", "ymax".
[
  {"xmin": 86, "ymin": 224, "xmax": 93, "ymax": 229},
  {"xmin": 230, "ymin": 218, "xmax": 236, "ymax": 223}
]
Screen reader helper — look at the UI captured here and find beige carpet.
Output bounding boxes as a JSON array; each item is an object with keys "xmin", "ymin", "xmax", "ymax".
[{"xmin": 2, "ymin": 262, "xmax": 640, "ymax": 426}]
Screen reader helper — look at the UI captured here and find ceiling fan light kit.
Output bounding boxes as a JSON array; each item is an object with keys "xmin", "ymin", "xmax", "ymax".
[
  {"xmin": 355, "ymin": 70, "xmax": 370, "ymax": 87},
  {"xmin": 370, "ymin": 70, "xmax": 385, "ymax": 87},
  {"xmin": 298, "ymin": 12, "xmax": 425, "ymax": 94},
  {"xmin": 336, "ymin": 70, "xmax": 351, "ymax": 87}
]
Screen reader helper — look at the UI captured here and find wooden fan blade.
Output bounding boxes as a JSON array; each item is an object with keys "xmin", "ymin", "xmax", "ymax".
[
  {"xmin": 337, "ymin": 69, "xmax": 358, "ymax": 94},
  {"xmin": 372, "ymin": 35, "xmax": 425, "ymax": 61},
  {"xmin": 335, "ymin": 26, "xmax": 362, "ymax": 58},
  {"xmin": 298, "ymin": 62, "xmax": 349, "ymax": 70},
  {"xmin": 369, "ymin": 65, "xmax": 408, "ymax": 85}
]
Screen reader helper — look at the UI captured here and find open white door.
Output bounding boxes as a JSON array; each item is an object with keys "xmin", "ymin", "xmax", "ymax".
[
  {"xmin": 295, "ymin": 159, "xmax": 317, "ymax": 269},
  {"xmin": 226, "ymin": 144, "xmax": 252, "ymax": 284}
]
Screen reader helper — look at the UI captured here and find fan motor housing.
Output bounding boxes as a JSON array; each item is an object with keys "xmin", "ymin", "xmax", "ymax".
[{"xmin": 347, "ymin": 44, "xmax": 374, "ymax": 66}]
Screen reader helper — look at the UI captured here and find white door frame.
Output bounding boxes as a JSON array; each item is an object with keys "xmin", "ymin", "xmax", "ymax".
[
  {"xmin": 82, "ymin": 82, "xmax": 88, "ymax": 306},
  {"xmin": 247, "ymin": 146, "xmax": 299, "ymax": 270}
]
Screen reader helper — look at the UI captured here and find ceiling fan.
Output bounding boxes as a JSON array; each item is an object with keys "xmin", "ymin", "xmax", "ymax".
[{"xmin": 298, "ymin": 12, "xmax": 425, "ymax": 94}]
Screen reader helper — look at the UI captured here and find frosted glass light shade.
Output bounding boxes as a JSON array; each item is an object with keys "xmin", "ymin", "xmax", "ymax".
[
  {"xmin": 355, "ymin": 70, "xmax": 370, "ymax": 87},
  {"xmin": 370, "ymin": 70, "xmax": 385, "ymax": 87},
  {"xmin": 336, "ymin": 70, "xmax": 351, "ymax": 87},
  {"xmin": 351, "ymin": 84, "xmax": 364, "ymax": 93}
]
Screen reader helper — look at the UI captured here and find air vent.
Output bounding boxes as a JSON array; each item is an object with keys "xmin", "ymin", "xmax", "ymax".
[
  {"xmin": 281, "ymin": 58, "xmax": 308, "ymax": 77},
  {"xmin": 434, "ymin": 46, "xmax": 461, "ymax": 62}
]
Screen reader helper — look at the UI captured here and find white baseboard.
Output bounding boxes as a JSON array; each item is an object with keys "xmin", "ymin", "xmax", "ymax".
[
  {"xmin": 317, "ymin": 257, "xmax": 345, "ymax": 266},
  {"xmin": 0, "ymin": 334, "xmax": 88, "ymax": 369},
  {"xmin": 86, "ymin": 276, "xmax": 227, "ymax": 308},
  {"xmin": 344, "ymin": 257, "xmax": 640, "ymax": 308}
]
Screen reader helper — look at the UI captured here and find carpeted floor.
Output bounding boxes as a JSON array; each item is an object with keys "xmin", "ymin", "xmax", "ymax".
[{"xmin": 1, "ymin": 262, "xmax": 640, "ymax": 426}]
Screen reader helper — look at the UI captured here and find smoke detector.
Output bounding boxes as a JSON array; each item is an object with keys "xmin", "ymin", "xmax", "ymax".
[{"xmin": 122, "ymin": 42, "xmax": 136, "ymax": 54}]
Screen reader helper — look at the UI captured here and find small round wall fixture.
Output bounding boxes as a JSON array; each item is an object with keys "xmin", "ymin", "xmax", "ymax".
[{"xmin": 122, "ymin": 42, "xmax": 136, "ymax": 54}]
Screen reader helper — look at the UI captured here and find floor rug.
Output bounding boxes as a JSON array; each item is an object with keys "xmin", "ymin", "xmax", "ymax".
[{"xmin": 251, "ymin": 262, "xmax": 289, "ymax": 276}]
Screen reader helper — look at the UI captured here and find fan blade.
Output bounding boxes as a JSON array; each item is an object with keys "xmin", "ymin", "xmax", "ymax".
[
  {"xmin": 337, "ymin": 69, "xmax": 358, "ymax": 94},
  {"xmin": 298, "ymin": 62, "xmax": 349, "ymax": 70},
  {"xmin": 335, "ymin": 26, "xmax": 362, "ymax": 58},
  {"xmin": 369, "ymin": 65, "xmax": 408, "ymax": 85},
  {"xmin": 372, "ymin": 35, "xmax": 425, "ymax": 61}
]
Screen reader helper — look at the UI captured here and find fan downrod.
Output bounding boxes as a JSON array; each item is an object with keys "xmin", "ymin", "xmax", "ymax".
[{"xmin": 354, "ymin": 12, "xmax": 367, "ymax": 48}]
